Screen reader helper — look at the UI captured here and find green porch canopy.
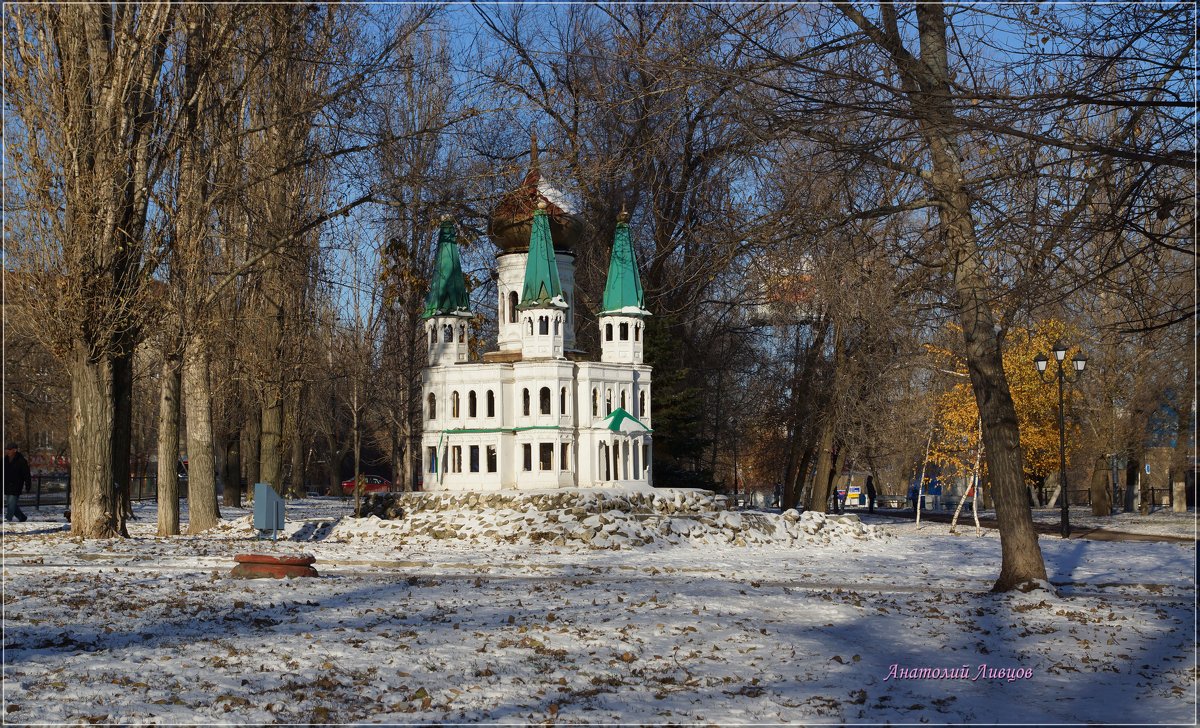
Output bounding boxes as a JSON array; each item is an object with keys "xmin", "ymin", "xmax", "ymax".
[{"xmin": 595, "ymin": 407, "xmax": 652, "ymax": 434}]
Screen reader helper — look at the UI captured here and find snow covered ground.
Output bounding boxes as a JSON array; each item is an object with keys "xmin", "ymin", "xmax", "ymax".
[{"xmin": 2, "ymin": 496, "xmax": 1195, "ymax": 724}]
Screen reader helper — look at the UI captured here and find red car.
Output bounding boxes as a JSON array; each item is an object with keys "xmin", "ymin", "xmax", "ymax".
[{"xmin": 340, "ymin": 475, "xmax": 392, "ymax": 494}]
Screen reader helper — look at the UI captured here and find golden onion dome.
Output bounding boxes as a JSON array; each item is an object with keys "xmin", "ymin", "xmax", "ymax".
[{"xmin": 488, "ymin": 134, "xmax": 582, "ymax": 254}]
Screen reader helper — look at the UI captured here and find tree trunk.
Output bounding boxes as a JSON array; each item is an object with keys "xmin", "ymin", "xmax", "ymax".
[
  {"xmin": 260, "ymin": 384, "xmax": 283, "ymax": 493},
  {"xmin": 783, "ymin": 444, "xmax": 814, "ymax": 511},
  {"xmin": 184, "ymin": 333, "xmax": 220, "ymax": 532},
  {"xmin": 829, "ymin": 446, "xmax": 845, "ymax": 513},
  {"xmin": 1169, "ymin": 344, "xmax": 1194, "ymax": 513},
  {"xmin": 290, "ymin": 408, "xmax": 305, "ymax": 498},
  {"xmin": 352, "ymin": 381, "xmax": 363, "ymax": 515},
  {"xmin": 387, "ymin": 421, "xmax": 399, "ymax": 493},
  {"xmin": 807, "ymin": 419, "xmax": 837, "ymax": 513},
  {"xmin": 326, "ymin": 433, "xmax": 341, "ymax": 495},
  {"xmin": 156, "ymin": 353, "xmax": 183, "ymax": 536},
  {"xmin": 111, "ymin": 350, "xmax": 134, "ymax": 535},
  {"xmin": 1090, "ymin": 456, "xmax": 1112, "ymax": 516},
  {"xmin": 68, "ymin": 346, "xmax": 120, "ymax": 538},
  {"xmin": 243, "ymin": 405, "xmax": 261, "ymax": 488},
  {"xmin": 223, "ymin": 433, "xmax": 242, "ymax": 508},
  {"xmin": 1124, "ymin": 455, "xmax": 1140, "ymax": 512},
  {"xmin": 915, "ymin": 5, "xmax": 1048, "ymax": 590}
]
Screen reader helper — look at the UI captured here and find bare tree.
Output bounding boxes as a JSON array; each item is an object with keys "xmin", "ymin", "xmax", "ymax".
[{"xmin": 5, "ymin": 4, "xmax": 176, "ymax": 537}]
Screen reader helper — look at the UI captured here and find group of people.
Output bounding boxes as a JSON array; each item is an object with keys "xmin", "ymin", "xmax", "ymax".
[
  {"xmin": 828, "ymin": 475, "xmax": 880, "ymax": 513},
  {"xmin": 5, "ymin": 442, "xmax": 31, "ymax": 523}
]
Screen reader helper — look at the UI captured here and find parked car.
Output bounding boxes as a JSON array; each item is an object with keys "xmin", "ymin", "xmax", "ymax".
[{"xmin": 341, "ymin": 475, "xmax": 392, "ymax": 494}]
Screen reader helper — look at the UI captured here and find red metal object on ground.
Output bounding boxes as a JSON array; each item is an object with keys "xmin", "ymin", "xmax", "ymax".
[{"xmin": 231, "ymin": 553, "xmax": 318, "ymax": 579}]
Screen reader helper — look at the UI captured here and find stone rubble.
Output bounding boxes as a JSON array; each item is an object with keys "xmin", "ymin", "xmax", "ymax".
[{"xmin": 310, "ymin": 490, "xmax": 887, "ymax": 549}]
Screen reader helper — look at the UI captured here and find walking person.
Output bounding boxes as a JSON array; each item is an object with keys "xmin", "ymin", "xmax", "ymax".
[
  {"xmin": 5, "ymin": 442, "xmax": 31, "ymax": 523},
  {"xmin": 866, "ymin": 475, "xmax": 877, "ymax": 514}
]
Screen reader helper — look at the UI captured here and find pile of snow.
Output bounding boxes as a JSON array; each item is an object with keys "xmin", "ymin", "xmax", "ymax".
[{"xmin": 215, "ymin": 490, "xmax": 886, "ymax": 549}]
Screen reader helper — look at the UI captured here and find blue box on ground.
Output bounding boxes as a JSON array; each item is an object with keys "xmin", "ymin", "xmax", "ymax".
[{"xmin": 253, "ymin": 482, "xmax": 284, "ymax": 538}]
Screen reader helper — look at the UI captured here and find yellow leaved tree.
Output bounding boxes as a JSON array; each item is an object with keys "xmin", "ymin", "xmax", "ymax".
[{"xmin": 928, "ymin": 319, "xmax": 1082, "ymax": 486}]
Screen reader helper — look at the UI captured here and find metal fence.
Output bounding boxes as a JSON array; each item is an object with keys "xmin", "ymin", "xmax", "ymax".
[
  {"xmin": 18, "ymin": 474, "xmax": 180, "ymax": 509},
  {"xmin": 1063, "ymin": 487, "xmax": 1184, "ymax": 511}
]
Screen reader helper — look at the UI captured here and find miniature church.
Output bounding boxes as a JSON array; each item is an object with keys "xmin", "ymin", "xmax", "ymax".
[{"xmin": 420, "ymin": 151, "xmax": 652, "ymax": 491}]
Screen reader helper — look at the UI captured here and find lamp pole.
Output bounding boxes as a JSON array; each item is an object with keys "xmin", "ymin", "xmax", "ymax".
[{"xmin": 1034, "ymin": 343, "xmax": 1087, "ymax": 539}]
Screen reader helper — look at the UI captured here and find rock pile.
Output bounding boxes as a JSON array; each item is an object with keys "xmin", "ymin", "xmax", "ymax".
[{"xmin": 329, "ymin": 489, "xmax": 885, "ymax": 549}]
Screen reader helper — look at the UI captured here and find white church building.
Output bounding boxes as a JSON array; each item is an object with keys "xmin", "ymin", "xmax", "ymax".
[{"xmin": 420, "ymin": 161, "xmax": 652, "ymax": 491}]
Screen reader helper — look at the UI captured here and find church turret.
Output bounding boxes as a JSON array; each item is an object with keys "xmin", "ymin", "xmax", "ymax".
[
  {"xmin": 490, "ymin": 132, "xmax": 581, "ymax": 353},
  {"xmin": 518, "ymin": 201, "xmax": 568, "ymax": 359},
  {"xmin": 598, "ymin": 208, "xmax": 649, "ymax": 364},
  {"xmin": 422, "ymin": 217, "xmax": 472, "ymax": 366}
]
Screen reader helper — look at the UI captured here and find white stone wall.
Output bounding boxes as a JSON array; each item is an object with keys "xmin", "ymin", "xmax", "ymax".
[
  {"xmin": 496, "ymin": 254, "xmax": 524, "ymax": 353},
  {"xmin": 599, "ymin": 315, "xmax": 646, "ymax": 364},
  {"xmin": 574, "ymin": 362, "xmax": 652, "ymax": 488},
  {"xmin": 425, "ymin": 316, "xmax": 470, "ymax": 366},
  {"xmin": 497, "ymin": 252, "xmax": 576, "ymax": 353}
]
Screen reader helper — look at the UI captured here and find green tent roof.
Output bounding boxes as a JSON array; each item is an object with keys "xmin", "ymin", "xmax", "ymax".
[
  {"xmin": 519, "ymin": 207, "xmax": 564, "ymax": 308},
  {"xmin": 600, "ymin": 217, "xmax": 648, "ymax": 316},
  {"xmin": 421, "ymin": 219, "xmax": 471, "ymax": 319},
  {"xmin": 596, "ymin": 407, "xmax": 652, "ymax": 434}
]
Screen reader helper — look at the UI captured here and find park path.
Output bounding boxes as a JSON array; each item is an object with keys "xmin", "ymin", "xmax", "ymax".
[{"xmin": 863, "ymin": 508, "xmax": 1195, "ymax": 543}]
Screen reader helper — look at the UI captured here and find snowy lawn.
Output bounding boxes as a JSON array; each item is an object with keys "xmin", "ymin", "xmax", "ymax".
[{"xmin": 2, "ymin": 498, "xmax": 1195, "ymax": 724}]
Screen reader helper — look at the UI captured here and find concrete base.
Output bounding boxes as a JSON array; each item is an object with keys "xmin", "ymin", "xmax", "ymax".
[{"xmin": 1172, "ymin": 482, "xmax": 1187, "ymax": 512}]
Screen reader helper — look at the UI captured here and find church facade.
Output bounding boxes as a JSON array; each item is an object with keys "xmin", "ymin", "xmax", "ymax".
[{"xmin": 420, "ymin": 183, "xmax": 652, "ymax": 492}]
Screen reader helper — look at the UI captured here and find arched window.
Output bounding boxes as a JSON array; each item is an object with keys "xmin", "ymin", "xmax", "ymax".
[
  {"xmin": 451, "ymin": 391, "xmax": 460, "ymax": 418},
  {"xmin": 619, "ymin": 322, "xmax": 629, "ymax": 340},
  {"xmin": 634, "ymin": 324, "xmax": 640, "ymax": 342},
  {"xmin": 605, "ymin": 389, "xmax": 612, "ymax": 415},
  {"xmin": 605, "ymin": 323, "xmax": 613, "ymax": 341},
  {"xmin": 468, "ymin": 391, "xmax": 477, "ymax": 418},
  {"xmin": 592, "ymin": 389, "xmax": 598, "ymax": 417},
  {"xmin": 429, "ymin": 327, "xmax": 436, "ymax": 345},
  {"xmin": 553, "ymin": 317, "xmax": 560, "ymax": 335},
  {"xmin": 523, "ymin": 388, "xmax": 530, "ymax": 416},
  {"xmin": 539, "ymin": 387, "xmax": 551, "ymax": 415},
  {"xmin": 560, "ymin": 387, "xmax": 567, "ymax": 415},
  {"xmin": 458, "ymin": 324, "xmax": 466, "ymax": 343},
  {"xmin": 539, "ymin": 316, "xmax": 549, "ymax": 335},
  {"xmin": 443, "ymin": 325, "xmax": 453, "ymax": 343},
  {"xmin": 427, "ymin": 393, "xmax": 436, "ymax": 420},
  {"xmin": 639, "ymin": 391, "xmax": 646, "ymax": 418},
  {"xmin": 620, "ymin": 390, "xmax": 627, "ymax": 411},
  {"xmin": 527, "ymin": 318, "xmax": 534, "ymax": 335},
  {"xmin": 486, "ymin": 390, "xmax": 495, "ymax": 418},
  {"xmin": 509, "ymin": 292, "xmax": 518, "ymax": 324}
]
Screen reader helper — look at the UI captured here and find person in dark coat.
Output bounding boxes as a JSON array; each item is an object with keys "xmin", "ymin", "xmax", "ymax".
[
  {"xmin": 5, "ymin": 442, "xmax": 31, "ymax": 523},
  {"xmin": 866, "ymin": 475, "xmax": 878, "ymax": 513}
]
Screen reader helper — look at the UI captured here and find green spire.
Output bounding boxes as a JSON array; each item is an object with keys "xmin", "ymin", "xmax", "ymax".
[
  {"xmin": 519, "ymin": 205, "xmax": 563, "ymax": 308},
  {"xmin": 421, "ymin": 218, "xmax": 471, "ymax": 319},
  {"xmin": 600, "ymin": 210, "xmax": 647, "ymax": 315}
]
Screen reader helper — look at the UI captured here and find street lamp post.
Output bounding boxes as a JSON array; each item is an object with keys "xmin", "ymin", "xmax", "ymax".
[{"xmin": 1034, "ymin": 342, "xmax": 1087, "ymax": 538}]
